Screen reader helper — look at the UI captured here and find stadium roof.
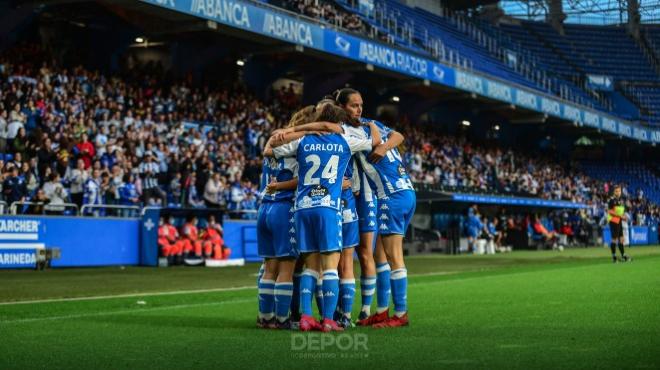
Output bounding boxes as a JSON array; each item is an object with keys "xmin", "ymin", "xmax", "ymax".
[{"xmin": 499, "ymin": 0, "xmax": 660, "ymax": 25}]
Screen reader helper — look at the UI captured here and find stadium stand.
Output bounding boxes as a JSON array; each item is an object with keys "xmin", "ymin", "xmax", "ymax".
[
  {"xmin": 275, "ymin": 0, "xmax": 660, "ymax": 128},
  {"xmin": 0, "ymin": 42, "xmax": 657, "ymax": 226}
]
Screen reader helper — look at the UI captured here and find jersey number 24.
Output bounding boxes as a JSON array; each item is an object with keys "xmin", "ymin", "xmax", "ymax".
[{"xmin": 303, "ymin": 154, "xmax": 339, "ymax": 185}]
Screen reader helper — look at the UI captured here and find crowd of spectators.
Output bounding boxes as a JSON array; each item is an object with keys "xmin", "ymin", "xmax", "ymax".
[
  {"xmin": 0, "ymin": 44, "xmax": 296, "ymax": 217},
  {"xmin": 402, "ymin": 120, "xmax": 660, "ymax": 226},
  {"xmin": 276, "ymin": 0, "xmax": 380, "ymax": 37},
  {"xmin": 0, "ymin": 43, "xmax": 658, "ymax": 227}
]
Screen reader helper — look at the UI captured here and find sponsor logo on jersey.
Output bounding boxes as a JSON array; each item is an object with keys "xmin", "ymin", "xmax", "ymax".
[
  {"xmin": 397, "ymin": 164, "xmax": 407, "ymax": 177},
  {"xmin": 310, "ymin": 185, "xmax": 329, "ymax": 198}
]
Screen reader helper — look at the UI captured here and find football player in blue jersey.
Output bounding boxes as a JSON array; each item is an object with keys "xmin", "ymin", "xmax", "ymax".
[
  {"xmin": 315, "ymin": 98, "xmax": 361, "ymax": 328},
  {"xmin": 353, "ymin": 107, "xmax": 414, "ymax": 328},
  {"xmin": 265, "ymin": 104, "xmax": 381, "ymax": 332},
  {"xmin": 256, "ymin": 107, "xmax": 313, "ymax": 329},
  {"xmin": 334, "ymin": 88, "xmax": 402, "ymax": 323}
]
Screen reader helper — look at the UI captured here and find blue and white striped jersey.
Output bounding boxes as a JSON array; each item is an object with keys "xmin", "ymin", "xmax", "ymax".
[
  {"xmin": 357, "ymin": 118, "xmax": 414, "ymax": 199},
  {"xmin": 259, "ymin": 157, "xmax": 298, "ymax": 202},
  {"xmin": 273, "ymin": 132, "xmax": 372, "ymax": 211}
]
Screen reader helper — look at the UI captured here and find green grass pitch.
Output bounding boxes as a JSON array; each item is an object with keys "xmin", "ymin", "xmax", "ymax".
[{"xmin": 1, "ymin": 247, "xmax": 660, "ymax": 369}]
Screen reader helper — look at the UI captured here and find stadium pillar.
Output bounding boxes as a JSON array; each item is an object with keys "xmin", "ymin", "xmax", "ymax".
[
  {"xmin": 627, "ymin": 0, "xmax": 641, "ymax": 39},
  {"xmin": 546, "ymin": 0, "xmax": 566, "ymax": 35}
]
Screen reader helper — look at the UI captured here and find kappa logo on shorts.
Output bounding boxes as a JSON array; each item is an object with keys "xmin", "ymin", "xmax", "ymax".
[
  {"xmin": 289, "ymin": 217, "xmax": 295, "ymax": 223},
  {"xmin": 369, "ymin": 221, "xmax": 376, "ymax": 227},
  {"xmin": 289, "ymin": 227, "xmax": 295, "ymax": 233},
  {"xmin": 368, "ymin": 211, "xmax": 375, "ymax": 217},
  {"xmin": 290, "ymin": 237, "xmax": 297, "ymax": 244},
  {"xmin": 324, "ymin": 291, "xmax": 336, "ymax": 297},
  {"xmin": 380, "ymin": 214, "xmax": 389, "ymax": 220},
  {"xmin": 380, "ymin": 204, "xmax": 389, "ymax": 211},
  {"xmin": 379, "ymin": 224, "xmax": 389, "ymax": 230},
  {"xmin": 368, "ymin": 202, "xmax": 375, "ymax": 208}
]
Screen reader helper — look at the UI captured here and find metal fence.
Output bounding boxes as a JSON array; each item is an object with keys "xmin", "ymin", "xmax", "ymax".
[{"xmin": 9, "ymin": 201, "xmax": 79, "ymax": 216}]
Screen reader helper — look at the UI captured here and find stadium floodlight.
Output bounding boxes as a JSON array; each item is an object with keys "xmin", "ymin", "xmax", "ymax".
[
  {"xmin": 392, "ymin": 96, "xmax": 400, "ymax": 103},
  {"xmin": 135, "ymin": 37, "xmax": 144, "ymax": 43},
  {"xmin": 494, "ymin": 125, "xmax": 500, "ymax": 131},
  {"xmin": 236, "ymin": 59, "xmax": 245, "ymax": 67},
  {"xmin": 461, "ymin": 120, "xmax": 471, "ymax": 127}
]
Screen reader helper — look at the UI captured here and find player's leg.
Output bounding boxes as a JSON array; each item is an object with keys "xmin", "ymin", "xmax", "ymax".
[
  {"xmin": 298, "ymin": 252, "xmax": 321, "ymax": 331},
  {"xmin": 291, "ymin": 258, "xmax": 305, "ymax": 325},
  {"xmin": 257, "ymin": 204, "xmax": 277, "ymax": 328},
  {"xmin": 258, "ymin": 258, "xmax": 279, "ymax": 328},
  {"xmin": 317, "ymin": 209, "xmax": 344, "ymax": 332},
  {"xmin": 320, "ymin": 251, "xmax": 343, "ymax": 332},
  {"xmin": 609, "ymin": 222, "xmax": 619, "ymax": 262},
  {"xmin": 337, "ymin": 215, "xmax": 359, "ymax": 326},
  {"xmin": 618, "ymin": 234, "xmax": 630, "ymax": 261},
  {"xmin": 274, "ymin": 258, "xmax": 296, "ymax": 328},
  {"xmin": 357, "ymin": 235, "xmax": 390, "ymax": 326},
  {"xmin": 356, "ymin": 195, "xmax": 378, "ymax": 320},
  {"xmin": 203, "ymin": 240, "xmax": 213, "ymax": 258},
  {"xmin": 373, "ymin": 191, "xmax": 415, "ymax": 328},
  {"xmin": 338, "ymin": 247, "xmax": 356, "ymax": 327},
  {"xmin": 272, "ymin": 201, "xmax": 299, "ymax": 328},
  {"xmin": 357, "ymin": 231, "xmax": 377, "ymax": 320},
  {"xmin": 295, "ymin": 208, "xmax": 323, "ymax": 331},
  {"xmin": 181, "ymin": 239, "xmax": 193, "ymax": 257}
]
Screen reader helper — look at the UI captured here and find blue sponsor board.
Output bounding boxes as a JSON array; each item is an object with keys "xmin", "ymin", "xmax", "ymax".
[
  {"xmin": 630, "ymin": 226, "xmax": 649, "ymax": 245},
  {"xmin": 0, "ymin": 248, "xmax": 38, "ymax": 269},
  {"xmin": 0, "ymin": 216, "xmax": 139, "ymax": 269},
  {"xmin": 140, "ymin": 0, "xmax": 660, "ymax": 144},
  {"xmin": 0, "ymin": 218, "xmax": 43, "ymax": 269},
  {"xmin": 452, "ymin": 193, "xmax": 586, "ymax": 209},
  {"xmin": 603, "ymin": 225, "xmax": 652, "ymax": 245},
  {"xmin": 323, "ymin": 31, "xmax": 456, "ymax": 86}
]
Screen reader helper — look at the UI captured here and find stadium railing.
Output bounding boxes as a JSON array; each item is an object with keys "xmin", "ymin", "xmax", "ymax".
[
  {"xmin": 0, "ymin": 201, "xmax": 7, "ymax": 215},
  {"xmin": 9, "ymin": 201, "xmax": 79, "ymax": 216},
  {"xmin": 80, "ymin": 204, "xmax": 141, "ymax": 218}
]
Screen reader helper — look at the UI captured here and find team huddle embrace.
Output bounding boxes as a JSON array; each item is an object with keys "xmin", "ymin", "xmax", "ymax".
[{"xmin": 256, "ymin": 88, "xmax": 417, "ymax": 332}]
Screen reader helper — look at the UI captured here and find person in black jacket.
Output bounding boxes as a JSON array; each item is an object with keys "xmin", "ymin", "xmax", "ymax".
[{"xmin": 2, "ymin": 165, "xmax": 26, "ymax": 205}]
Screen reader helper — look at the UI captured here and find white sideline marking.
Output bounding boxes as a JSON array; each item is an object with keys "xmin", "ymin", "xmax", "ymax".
[
  {"xmin": 0, "ymin": 285, "xmax": 255, "ymax": 306},
  {"xmin": 0, "ymin": 272, "xmax": 456, "ymax": 306},
  {"xmin": 0, "ymin": 260, "xmax": 610, "ymax": 307},
  {"xmin": 0, "ymin": 299, "xmax": 252, "ymax": 325}
]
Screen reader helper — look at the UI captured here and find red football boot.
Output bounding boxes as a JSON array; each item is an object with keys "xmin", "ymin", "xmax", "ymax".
[
  {"xmin": 356, "ymin": 310, "xmax": 389, "ymax": 326},
  {"xmin": 373, "ymin": 313, "xmax": 409, "ymax": 328},
  {"xmin": 299, "ymin": 314, "xmax": 322, "ymax": 331},
  {"xmin": 321, "ymin": 318, "xmax": 344, "ymax": 332}
]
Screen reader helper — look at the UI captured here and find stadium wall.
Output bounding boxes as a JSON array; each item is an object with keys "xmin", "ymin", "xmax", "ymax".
[{"xmin": 0, "ymin": 216, "xmax": 140, "ymax": 269}]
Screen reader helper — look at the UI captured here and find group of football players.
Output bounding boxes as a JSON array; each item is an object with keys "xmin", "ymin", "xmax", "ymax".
[{"xmin": 256, "ymin": 88, "xmax": 416, "ymax": 331}]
